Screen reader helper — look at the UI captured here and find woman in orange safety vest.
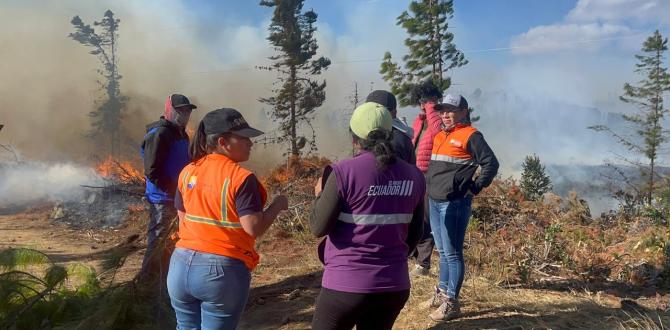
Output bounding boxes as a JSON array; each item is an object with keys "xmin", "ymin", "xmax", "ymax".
[{"xmin": 167, "ymin": 108, "xmax": 288, "ymax": 329}]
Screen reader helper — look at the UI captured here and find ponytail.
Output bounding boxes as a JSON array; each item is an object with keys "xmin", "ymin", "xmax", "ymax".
[
  {"xmin": 353, "ymin": 129, "xmax": 396, "ymax": 169},
  {"xmin": 189, "ymin": 121, "xmax": 208, "ymax": 161},
  {"xmin": 189, "ymin": 121, "xmax": 229, "ymax": 162}
]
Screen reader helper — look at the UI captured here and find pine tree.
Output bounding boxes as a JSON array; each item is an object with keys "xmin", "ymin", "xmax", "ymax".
[
  {"xmin": 379, "ymin": 0, "xmax": 467, "ymax": 107},
  {"xmin": 589, "ymin": 30, "xmax": 670, "ymax": 204},
  {"xmin": 520, "ymin": 154, "xmax": 552, "ymax": 201},
  {"xmin": 259, "ymin": 0, "xmax": 331, "ymax": 157},
  {"xmin": 69, "ymin": 10, "xmax": 126, "ymax": 158}
]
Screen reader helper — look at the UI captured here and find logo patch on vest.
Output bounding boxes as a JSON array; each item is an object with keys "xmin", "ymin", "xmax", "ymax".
[
  {"xmin": 187, "ymin": 176, "xmax": 197, "ymax": 189},
  {"xmin": 367, "ymin": 180, "xmax": 415, "ymax": 197},
  {"xmin": 449, "ymin": 139, "xmax": 462, "ymax": 147}
]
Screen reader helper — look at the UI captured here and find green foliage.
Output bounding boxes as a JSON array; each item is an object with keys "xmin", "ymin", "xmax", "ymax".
[
  {"xmin": 259, "ymin": 0, "xmax": 331, "ymax": 157},
  {"xmin": 69, "ymin": 10, "xmax": 127, "ymax": 158},
  {"xmin": 0, "ymin": 248, "xmax": 50, "ymax": 269},
  {"xmin": 589, "ymin": 30, "xmax": 670, "ymax": 205},
  {"xmin": 520, "ymin": 154, "xmax": 552, "ymax": 201},
  {"xmin": 379, "ymin": 0, "xmax": 467, "ymax": 107},
  {"xmin": 0, "ymin": 248, "xmax": 101, "ymax": 329}
]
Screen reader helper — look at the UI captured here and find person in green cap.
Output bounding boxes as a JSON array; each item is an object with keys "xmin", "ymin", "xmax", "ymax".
[{"xmin": 310, "ymin": 102, "xmax": 426, "ymax": 330}]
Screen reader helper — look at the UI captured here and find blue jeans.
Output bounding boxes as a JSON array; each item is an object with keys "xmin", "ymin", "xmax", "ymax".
[
  {"xmin": 141, "ymin": 202, "xmax": 176, "ymax": 276},
  {"xmin": 429, "ymin": 196, "xmax": 472, "ymax": 299},
  {"xmin": 167, "ymin": 248, "xmax": 251, "ymax": 330}
]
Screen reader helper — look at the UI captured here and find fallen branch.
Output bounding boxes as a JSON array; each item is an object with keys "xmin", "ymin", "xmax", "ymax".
[{"xmin": 79, "ymin": 185, "xmax": 144, "ymax": 197}]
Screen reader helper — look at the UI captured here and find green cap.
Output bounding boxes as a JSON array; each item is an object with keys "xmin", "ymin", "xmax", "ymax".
[{"xmin": 349, "ymin": 102, "xmax": 393, "ymax": 139}]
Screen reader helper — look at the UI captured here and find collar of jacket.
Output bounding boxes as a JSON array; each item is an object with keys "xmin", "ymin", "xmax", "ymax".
[
  {"xmin": 392, "ymin": 118, "xmax": 414, "ymax": 138},
  {"xmin": 442, "ymin": 122, "xmax": 471, "ymax": 133}
]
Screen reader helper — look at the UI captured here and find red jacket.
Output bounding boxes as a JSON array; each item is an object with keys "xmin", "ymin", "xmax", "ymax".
[{"xmin": 412, "ymin": 103, "xmax": 442, "ymax": 172}]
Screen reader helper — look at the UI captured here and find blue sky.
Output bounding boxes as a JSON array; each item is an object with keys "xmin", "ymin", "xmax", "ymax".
[
  {"xmin": 156, "ymin": 0, "xmax": 669, "ymax": 108},
  {"xmin": 179, "ymin": 0, "xmax": 665, "ymax": 64}
]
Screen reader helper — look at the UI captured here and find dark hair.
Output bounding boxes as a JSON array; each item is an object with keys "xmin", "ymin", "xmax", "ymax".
[
  {"xmin": 409, "ymin": 79, "xmax": 443, "ymax": 105},
  {"xmin": 189, "ymin": 121, "xmax": 225, "ymax": 161},
  {"xmin": 352, "ymin": 129, "xmax": 396, "ymax": 169}
]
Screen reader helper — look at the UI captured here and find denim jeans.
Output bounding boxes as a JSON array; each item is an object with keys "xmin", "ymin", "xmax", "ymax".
[
  {"xmin": 429, "ymin": 196, "xmax": 472, "ymax": 299},
  {"xmin": 141, "ymin": 202, "xmax": 177, "ymax": 276},
  {"xmin": 167, "ymin": 248, "xmax": 251, "ymax": 330}
]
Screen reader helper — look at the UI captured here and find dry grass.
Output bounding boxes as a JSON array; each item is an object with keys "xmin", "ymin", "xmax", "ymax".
[
  {"xmin": 242, "ymin": 233, "xmax": 670, "ymax": 329},
  {"xmin": 239, "ymin": 170, "xmax": 670, "ymax": 329}
]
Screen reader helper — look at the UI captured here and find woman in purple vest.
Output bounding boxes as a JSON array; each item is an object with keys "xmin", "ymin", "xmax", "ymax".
[{"xmin": 310, "ymin": 102, "xmax": 426, "ymax": 330}]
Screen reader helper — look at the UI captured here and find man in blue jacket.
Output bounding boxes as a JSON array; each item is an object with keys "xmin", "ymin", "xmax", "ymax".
[{"xmin": 140, "ymin": 93, "xmax": 196, "ymax": 276}]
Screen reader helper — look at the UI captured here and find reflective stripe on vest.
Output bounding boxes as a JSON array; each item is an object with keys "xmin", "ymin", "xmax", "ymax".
[
  {"xmin": 183, "ymin": 214, "xmax": 242, "ymax": 228},
  {"xmin": 338, "ymin": 212, "xmax": 413, "ymax": 225},
  {"xmin": 183, "ymin": 177, "xmax": 242, "ymax": 228},
  {"xmin": 220, "ymin": 178, "xmax": 230, "ymax": 221},
  {"xmin": 430, "ymin": 154, "xmax": 476, "ymax": 166}
]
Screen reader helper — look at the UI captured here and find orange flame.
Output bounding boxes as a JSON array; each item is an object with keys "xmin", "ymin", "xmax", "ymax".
[{"xmin": 95, "ymin": 156, "xmax": 145, "ymax": 184}]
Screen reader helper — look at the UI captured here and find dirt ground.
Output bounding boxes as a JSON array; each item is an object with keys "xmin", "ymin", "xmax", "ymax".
[
  {"xmin": 2, "ymin": 207, "xmax": 670, "ymax": 330},
  {"xmin": 0, "ymin": 206, "xmax": 145, "ymax": 283}
]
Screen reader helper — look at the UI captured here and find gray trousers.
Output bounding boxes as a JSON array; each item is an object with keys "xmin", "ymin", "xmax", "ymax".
[
  {"xmin": 410, "ymin": 192, "xmax": 434, "ymax": 269},
  {"xmin": 140, "ymin": 202, "xmax": 177, "ymax": 276}
]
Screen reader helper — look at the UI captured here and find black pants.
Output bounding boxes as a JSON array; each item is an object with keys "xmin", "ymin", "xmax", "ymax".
[
  {"xmin": 410, "ymin": 195, "xmax": 434, "ymax": 268},
  {"xmin": 312, "ymin": 287, "xmax": 410, "ymax": 330}
]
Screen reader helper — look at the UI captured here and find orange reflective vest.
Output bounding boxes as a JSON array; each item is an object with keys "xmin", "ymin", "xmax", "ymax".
[
  {"xmin": 176, "ymin": 153, "xmax": 267, "ymax": 270},
  {"xmin": 431, "ymin": 125, "xmax": 478, "ymax": 165}
]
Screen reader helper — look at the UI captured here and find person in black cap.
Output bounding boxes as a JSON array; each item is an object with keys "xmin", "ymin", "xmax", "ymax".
[
  {"xmin": 365, "ymin": 90, "xmax": 416, "ymax": 165},
  {"xmin": 167, "ymin": 108, "xmax": 288, "ymax": 329},
  {"xmin": 139, "ymin": 93, "xmax": 197, "ymax": 277}
]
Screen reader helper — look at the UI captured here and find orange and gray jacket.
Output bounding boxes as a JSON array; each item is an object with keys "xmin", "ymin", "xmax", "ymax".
[{"xmin": 426, "ymin": 124, "xmax": 499, "ymax": 201}]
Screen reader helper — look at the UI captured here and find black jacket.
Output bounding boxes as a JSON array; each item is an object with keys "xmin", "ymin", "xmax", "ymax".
[
  {"xmin": 140, "ymin": 118, "xmax": 190, "ymax": 203},
  {"xmin": 391, "ymin": 118, "xmax": 416, "ymax": 165},
  {"xmin": 392, "ymin": 128, "xmax": 416, "ymax": 165}
]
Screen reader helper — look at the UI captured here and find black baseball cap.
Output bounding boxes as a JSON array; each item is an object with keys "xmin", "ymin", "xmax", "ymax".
[
  {"xmin": 201, "ymin": 108, "xmax": 264, "ymax": 138},
  {"xmin": 365, "ymin": 90, "xmax": 397, "ymax": 111},
  {"xmin": 171, "ymin": 94, "xmax": 197, "ymax": 109},
  {"xmin": 437, "ymin": 94, "xmax": 468, "ymax": 112}
]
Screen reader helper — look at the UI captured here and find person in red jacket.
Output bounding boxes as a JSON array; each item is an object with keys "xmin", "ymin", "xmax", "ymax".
[{"xmin": 409, "ymin": 80, "xmax": 443, "ymax": 276}]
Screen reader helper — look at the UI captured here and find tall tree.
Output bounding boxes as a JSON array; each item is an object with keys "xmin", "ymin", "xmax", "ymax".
[
  {"xmin": 380, "ymin": 0, "xmax": 467, "ymax": 107},
  {"xmin": 69, "ymin": 10, "xmax": 126, "ymax": 158},
  {"xmin": 259, "ymin": 0, "xmax": 331, "ymax": 157},
  {"xmin": 590, "ymin": 30, "xmax": 670, "ymax": 204},
  {"xmin": 520, "ymin": 154, "xmax": 552, "ymax": 201}
]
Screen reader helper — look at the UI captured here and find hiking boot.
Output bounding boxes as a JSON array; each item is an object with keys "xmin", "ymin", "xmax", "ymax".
[
  {"xmin": 410, "ymin": 264, "xmax": 429, "ymax": 277},
  {"xmin": 427, "ymin": 286, "xmax": 448, "ymax": 308},
  {"xmin": 429, "ymin": 298, "xmax": 461, "ymax": 322}
]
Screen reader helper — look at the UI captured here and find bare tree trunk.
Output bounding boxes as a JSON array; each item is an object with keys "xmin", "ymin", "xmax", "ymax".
[
  {"xmin": 290, "ymin": 65, "xmax": 298, "ymax": 157},
  {"xmin": 647, "ymin": 47, "xmax": 663, "ymax": 205},
  {"xmin": 649, "ymin": 156, "xmax": 655, "ymax": 204}
]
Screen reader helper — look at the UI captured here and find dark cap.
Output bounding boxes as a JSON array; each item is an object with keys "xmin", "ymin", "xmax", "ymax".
[
  {"xmin": 437, "ymin": 94, "xmax": 468, "ymax": 112},
  {"xmin": 171, "ymin": 94, "xmax": 197, "ymax": 109},
  {"xmin": 365, "ymin": 90, "xmax": 397, "ymax": 111},
  {"xmin": 201, "ymin": 108, "xmax": 264, "ymax": 138}
]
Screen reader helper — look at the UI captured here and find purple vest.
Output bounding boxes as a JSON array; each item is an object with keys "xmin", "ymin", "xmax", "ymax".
[{"xmin": 323, "ymin": 151, "xmax": 425, "ymax": 293}]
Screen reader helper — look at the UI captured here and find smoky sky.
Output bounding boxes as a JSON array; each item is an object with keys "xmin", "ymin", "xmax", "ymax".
[{"xmin": 0, "ymin": 0, "xmax": 656, "ymax": 177}]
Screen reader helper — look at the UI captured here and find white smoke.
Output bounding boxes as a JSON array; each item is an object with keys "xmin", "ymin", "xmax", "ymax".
[{"xmin": 0, "ymin": 162, "xmax": 104, "ymax": 207}]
